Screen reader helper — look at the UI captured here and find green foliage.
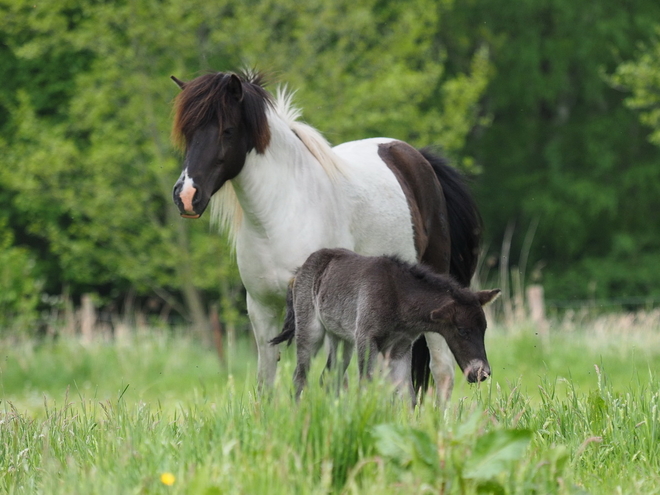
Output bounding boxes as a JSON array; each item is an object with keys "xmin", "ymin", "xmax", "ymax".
[
  {"xmin": 373, "ymin": 424, "xmax": 440, "ymax": 482},
  {"xmin": 0, "ymin": 0, "xmax": 490, "ymax": 328},
  {"xmin": 3, "ymin": 0, "xmax": 660, "ymax": 319},
  {"xmin": 603, "ymin": 31, "xmax": 660, "ymax": 300},
  {"xmin": 612, "ymin": 29, "xmax": 660, "ymax": 146},
  {"xmin": 373, "ymin": 422, "xmax": 533, "ymax": 493},
  {"xmin": 437, "ymin": 2, "xmax": 660, "ymax": 300},
  {"xmin": 463, "ymin": 429, "xmax": 532, "ymax": 481},
  {"xmin": 0, "ymin": 0, "xmax": 242, "ymax": 326},
  {"xmin": 0, "ymin": 218, "xmax": 41, "ymax": 330},
  {"xmin": 228, "ymin": 0, "xmax": 491, "ymax": 165}
]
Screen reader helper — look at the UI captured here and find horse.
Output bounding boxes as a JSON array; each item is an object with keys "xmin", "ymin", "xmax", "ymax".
[
  {"xmin": 170, "ymin": 70, "xmax": 482, "ymax": 403},
  {"xmin": 269, "ymin": 248, "xmax": 499, "ymax": 405}
]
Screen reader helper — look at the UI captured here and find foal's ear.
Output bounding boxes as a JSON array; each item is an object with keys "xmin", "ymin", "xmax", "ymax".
[
  {"xmin": 170, "ymin": 75, "xmax": 186, "ymax": 90},
  {"xmin": 477, "ymin": 289, "xmax": 501, "ymax": 307},
  {"xmin": 430, "ymin": 299, "xmax": 455, "ymax": 322},
  {"xmin": 227, "ymin": 74, "xmax": 244, "ymax": 102}
]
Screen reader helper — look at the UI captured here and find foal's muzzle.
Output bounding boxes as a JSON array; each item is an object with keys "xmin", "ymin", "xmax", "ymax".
[{"xmin": 464, "ymin": 359, "xmax": 491, "ymax": 383}]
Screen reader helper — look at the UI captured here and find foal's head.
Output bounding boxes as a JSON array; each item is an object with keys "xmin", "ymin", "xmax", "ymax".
[
  {"xmin": 171, "ymin": 71, "xmax": 272, "ymax": 218},
  {"xmin": 429, "ymin": 287, "xmax": 500, "ymax": 383}
]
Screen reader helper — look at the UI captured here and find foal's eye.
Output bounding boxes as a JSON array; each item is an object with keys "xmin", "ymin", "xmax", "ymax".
[
  {"xmin": 222, "ymin": 127, "xmax": 234, "ymax": 138},
  {"xmin": 457, "ymin": 327, "xmax": 469, "ymax": 338}
]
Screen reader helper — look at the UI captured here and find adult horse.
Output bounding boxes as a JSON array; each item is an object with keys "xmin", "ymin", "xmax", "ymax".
[{"xmin": 170, "ymin": 70, "xmax": 481, "ymax": 402}]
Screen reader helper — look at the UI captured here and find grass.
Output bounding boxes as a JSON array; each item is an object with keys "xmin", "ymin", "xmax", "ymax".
[{"xmin": 2, "ymin": 315, "xmax": 660, "ymax": 494}]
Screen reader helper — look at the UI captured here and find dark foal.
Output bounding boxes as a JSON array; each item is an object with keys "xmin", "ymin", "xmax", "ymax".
[{"xmin": 270, "ymin": 248, "xmax": 500, "ymax": 405}]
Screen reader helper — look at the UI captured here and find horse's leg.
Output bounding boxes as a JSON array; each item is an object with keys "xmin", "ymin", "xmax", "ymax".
[
  {"xmin": 387, "ymin": 347, "xmax": 416, "ymax": 408},
  {"xmin": 357, "ymin": 335, "xmax": 378, "ymax": 382},
  {"xmin": 425, "ymin": 332, "xmax": 455, "ymax": 405},
  {"xmin": 319, "ymin": 334, "xmax": 338, "ymax": 389},
  {"xmin": 338, "ymin": 340, "xmax": 354, "ymax": 389},
  {"xmin": 293, "ymin": 317, "xmax": 325, "ymax": 400},
  {"xmin": 324, "ymin": 339, "xmax": 354, "ymax": 392},
  {"xmin": 247, "ymin": 294, "xmax": 281, "ymax": 392}
]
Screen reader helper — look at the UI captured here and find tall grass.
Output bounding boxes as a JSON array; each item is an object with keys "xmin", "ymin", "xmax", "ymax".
[{"xmin": 2, "ymin": 317, "xmax": 660, "ymax": 494}]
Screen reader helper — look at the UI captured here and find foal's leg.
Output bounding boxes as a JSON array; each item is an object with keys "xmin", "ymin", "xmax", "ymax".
[
  {"xmin": 425, "ymin": 332, "xmax": 455, "ymax": 406},
  {"xmin": 247, "ymin": 294, "xmax": 281, "ymax": 392},
  {"xmin": 293, "ymin": 317, "xmax": 325, "ymax": 400},
  {"xmin": 338, "ymin": 340, "xmax": 354, "ymax": 388},
  {"xmin": 357, "ymin": 335, "xmax": 379, "ymax": 382},
  {"xmin": 387, "ymin": 347, "xmax": 416, "ymax": 407},
  {"xmin": 322, "ymin": 338, "xmax": 354, "ymax": 392},
  {"xmin": 319, "ymin": 334, "xmax": 338, "ymax": 388}
]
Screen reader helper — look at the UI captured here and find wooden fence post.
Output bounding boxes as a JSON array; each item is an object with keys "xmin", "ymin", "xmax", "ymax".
[
  {"xmin": 526, "ymin": 284, "xmax": 548, "ymax": 336},
  {"xmin": 80, "ymin": 294, "xmax": 96, "ymax": 344}
]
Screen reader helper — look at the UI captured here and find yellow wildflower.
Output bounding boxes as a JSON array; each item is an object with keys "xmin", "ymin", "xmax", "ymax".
[{"xmin": 160, "ymin": 472, "xmax": 176, "ymax": 486}]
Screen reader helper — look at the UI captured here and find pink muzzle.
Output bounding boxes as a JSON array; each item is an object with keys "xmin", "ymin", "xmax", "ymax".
[{"xmin": 179, "ymin": 184, "xmax": 200, "ymax": 218}]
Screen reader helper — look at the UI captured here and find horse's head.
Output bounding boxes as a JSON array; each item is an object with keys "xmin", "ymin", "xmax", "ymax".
[
  {"xmin": 430, "ymin": 288, "xmax": 500, "ymax": 383},
  {"xmin": 171, "ymin": 71, "xmax": 272, "ymax": 218}
]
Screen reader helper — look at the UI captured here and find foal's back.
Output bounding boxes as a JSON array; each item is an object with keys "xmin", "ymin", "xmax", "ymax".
[
  {"xmin": 301, "ymin": 248, "xmax": 414, "ymax": 341},
  {"xmin": 295, "ymin": 248, "xmax": 370, "ymax": 342}
]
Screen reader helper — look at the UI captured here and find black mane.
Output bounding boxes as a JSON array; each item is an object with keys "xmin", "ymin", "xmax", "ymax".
[{"xmin": 172, "ymin": 70, "xmax": 273, "ymax": 153}]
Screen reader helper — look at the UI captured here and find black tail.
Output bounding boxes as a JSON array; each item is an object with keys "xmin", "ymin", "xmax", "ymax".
[
  {"xmin": 418, "ymin": 147, "xmax": 482, "ymax": 287},
  {"xmin": 269, "ymin": 278, "xmax": 296, "ymax": 346},
  {"xmin": 411, "ymin": 148, "xmax": 483, "ymax": 393}
]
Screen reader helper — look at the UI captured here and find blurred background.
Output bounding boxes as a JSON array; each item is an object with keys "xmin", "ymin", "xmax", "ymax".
[{"xmin": 1, "ymin": 0, "xmax": 660, "ymax": 341}]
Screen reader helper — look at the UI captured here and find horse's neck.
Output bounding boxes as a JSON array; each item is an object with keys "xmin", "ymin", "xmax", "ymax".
[{"xmin": 232, "ymin": 114, "xmax": 339, "ymax": 233}]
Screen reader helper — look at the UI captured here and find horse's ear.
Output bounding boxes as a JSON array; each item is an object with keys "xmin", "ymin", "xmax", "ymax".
[
  {"xmin": 477, "ymin": 289, "xmax": 501, "ymax": 307},
  {"xmin": 227, "ymin": 74, "xmax": 244, "ymax": 102},
  {"xmin": 430, "ymin": 299, "xmax": 455, "ymax": 322},
  {"xmin": 171, "ymin": 75, "xmax": 186, "ymax": 90}
]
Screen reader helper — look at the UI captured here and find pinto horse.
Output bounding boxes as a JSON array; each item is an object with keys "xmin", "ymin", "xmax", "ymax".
[{"xmin": 170, "ymin": 70, "xmax": 481, "ymax": 402}]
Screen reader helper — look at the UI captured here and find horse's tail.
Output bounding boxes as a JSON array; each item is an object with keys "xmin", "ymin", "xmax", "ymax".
[
  {"xmin": 418, "ymin": 148, "xmax": 482, "ymax": 287},
  {"xmin": 269, "ymin": 277, "xmax": 297, "ymax": 346},
  {"xmin": 411, "ymin": 148, "xmax": 483, "ymax": 393}
]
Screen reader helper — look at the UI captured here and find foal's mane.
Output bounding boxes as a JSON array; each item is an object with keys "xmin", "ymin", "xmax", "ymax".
[{"xmin": 388, "ymin": 256, "xmax": 474, "ymax": 305}]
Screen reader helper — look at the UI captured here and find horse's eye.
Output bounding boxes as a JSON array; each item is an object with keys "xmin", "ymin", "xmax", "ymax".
[
  {"xmin": 457, "ymin": 327, "xmax": 469, "ymax": 338},
  {"xmin": 222, "ymin": 127, "xmax": 234, "ymax": 138}
]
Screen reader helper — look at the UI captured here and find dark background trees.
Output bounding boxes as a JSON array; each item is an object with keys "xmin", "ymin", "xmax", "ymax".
[{"xmin": 437, "ymin": 0, "xmax": 660, "ymax": 302}]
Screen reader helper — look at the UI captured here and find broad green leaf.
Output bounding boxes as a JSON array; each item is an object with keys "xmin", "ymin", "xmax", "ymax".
[
  {"xmin": 372, "ymin": 423, "xmax": 439, "ymax": 473},
  {"xmin": 463, "ymin": 429, "xmax": 532, "ymax": 480},
  {"xmin": 455, "ymin": 410, "xmax": 483, "ymax": 442}
]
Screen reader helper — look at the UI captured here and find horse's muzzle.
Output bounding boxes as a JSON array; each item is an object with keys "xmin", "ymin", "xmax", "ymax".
[
  {"xmin": 464, "ymin": 359, "xmax": 491, "ymax": 383},
  {"xmin": 173, "ymin": 180, "xmax": 202, "ymax": 218}
]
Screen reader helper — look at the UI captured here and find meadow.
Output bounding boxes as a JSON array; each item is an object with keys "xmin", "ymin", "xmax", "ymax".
[{"xmin": 2, "ymin": 311, "xmax": 660, "ymax": 494}]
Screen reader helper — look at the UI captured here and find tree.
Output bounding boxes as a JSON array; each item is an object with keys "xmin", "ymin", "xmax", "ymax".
[
  {"xmin": 437, "ymin": 0, "xmax": 660, "ymax": 301},
  {"xmin": 612, "ymin": 28, "xmax": 660, "ymax": 146},
  {"xmin": 0, "ymin": 0, "xmax": 491, "ymax": 330},
  {"xmin": 0, "ymin": 0, "xmax": 240, "ymax": 332},
  {"xmin": 228, "ymin": 0, "xmax": 491, "ymax": 167}
]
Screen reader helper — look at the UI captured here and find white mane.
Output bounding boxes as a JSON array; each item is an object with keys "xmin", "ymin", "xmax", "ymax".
[
  {"xmin": 210, "ymin": 86, "xmax": 347, "ymax": 243},
  {"xmin": 273, "ymin": 87, "xmax": 347, "ymax": 181}
]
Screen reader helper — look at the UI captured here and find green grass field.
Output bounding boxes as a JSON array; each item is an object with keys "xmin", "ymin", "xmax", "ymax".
[{"xmin": 2, "ymin": 315, "xmax": 660, "ymax": 494}]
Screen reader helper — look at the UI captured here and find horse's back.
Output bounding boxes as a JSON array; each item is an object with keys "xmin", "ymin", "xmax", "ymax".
[
  {"xmin": 331, "ymin": 139, "xmax": 418, "ymax": 263},
  {"xmin": 332, "ymin": 138, "xmax": 451, "ymax": 272}
]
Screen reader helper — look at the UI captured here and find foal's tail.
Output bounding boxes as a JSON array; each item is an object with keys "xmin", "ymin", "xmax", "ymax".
[
  {"xmin": 269, "ymin": 278, "xmax": 296, "ymax": 346},
  {"xmin": 418, "ymin": 148, "xmax": 482, "ymax": 286}
]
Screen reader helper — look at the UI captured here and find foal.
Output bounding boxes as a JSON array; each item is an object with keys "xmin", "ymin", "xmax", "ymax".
[{"xmin": 270, "ymin": 248, "xmax": 500, "ymax": 404}]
